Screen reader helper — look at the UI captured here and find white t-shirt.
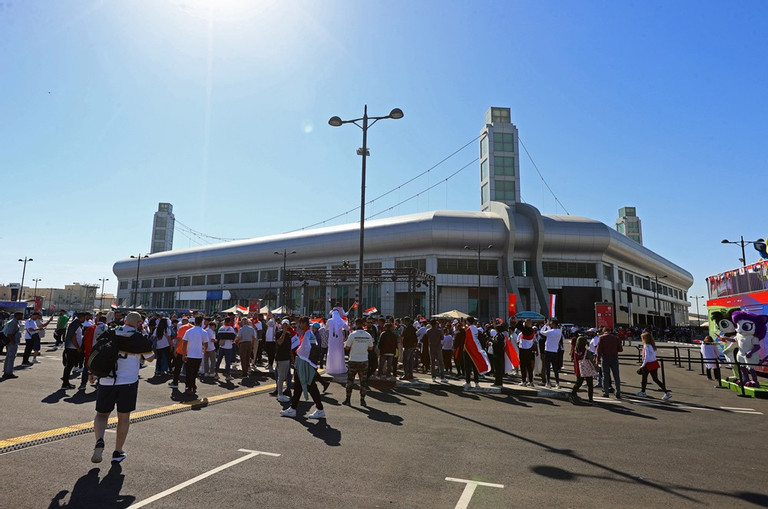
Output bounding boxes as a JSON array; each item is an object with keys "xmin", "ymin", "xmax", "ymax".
[
  {"xmin": 25, "ymin": 318, "xmax": 39, "ymax": 339},
  {"xmin": 345, "ymin": 329, "xmax": 373, "ymax": 362},
  {"xmin": 217, "ymin": 325, "xmax": 236, "ymax": 349},
  {"xmin": 98, "ymin": 325, "xmax": 154, "ymax": 386},
  {"xmin": 184, "ymin": 326, "xmax": 207, "ymax": 359},
  {"xmin": 266, "ymin": 318, "xmax": 276, "ymax": 342},
  {"xmin": 205, "ymin": 326, "xmax": 216, "ymax": 350},
  {"xmin": 540, "ymin": 327, "xmax": 563, "ymax": 353},
  {"xmin": 588, "ymin": 335, "xmax": 600, "ymax": 354},
  {"xmin": 442, "ymin": 334, "xmax": 454, "ymax": 350}
]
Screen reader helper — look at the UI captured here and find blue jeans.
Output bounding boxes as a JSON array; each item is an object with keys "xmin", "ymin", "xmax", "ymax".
[
  {"xmin": 216, "ymin": 348, "xmax": 234, "ymax": 376},
  {"xmin": 601, "ymin": 356, "xmax": 621, "ymax": 395}
]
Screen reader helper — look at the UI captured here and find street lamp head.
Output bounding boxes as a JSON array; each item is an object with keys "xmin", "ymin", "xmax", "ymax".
[
  {"xmin": 274, "ymin": 251, "xmax": 280, "ymax": 255},
  {"xmin": 487, "ymin": 244, "xmax": 494, "ymax": 249},
  {"xmin": 328, "ymin": 116, "xmax": 343, "ymax": 127},
  {"xmin": 721, "ymin": 239, "xmax": 729, "ymax": 244},
  {"xmin": 388, "ymin": 108, "xmax": 404, "ymax": 120},
  {"xmin": 463, "ymin": 245, "xmax": 471, "ymax": 250}
]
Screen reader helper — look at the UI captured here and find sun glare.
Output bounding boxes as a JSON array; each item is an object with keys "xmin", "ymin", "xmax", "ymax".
[{"xmin": 168, "ymin": 0, "xmax": 282, "ymax": 23}]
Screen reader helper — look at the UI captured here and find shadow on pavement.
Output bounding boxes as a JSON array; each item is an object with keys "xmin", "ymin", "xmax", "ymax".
[
  {"xmin": 296, "ymin": 410, "xmax": 342, "ymax": 446},
  {"xmin": 353, "ymin": 404, "xmax": 404, "ymax": 426},
  {"xmin": 48, "ymin": 464, "xmax": 135, "ymax": 508},
  {"xmin": 64, "ymin": 389, "xmax": 98, "ymax": 405},
  {"xmin": 41, "ymin": 389, "xmax": 69, "ymax": 404}
]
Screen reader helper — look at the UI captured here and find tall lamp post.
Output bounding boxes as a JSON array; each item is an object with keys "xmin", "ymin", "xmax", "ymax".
[
  {"xmin": 18, "ymin": 257, "xmax": 33, "ymax": 302},
  {"xmin": 721, "ymin": 236, "xmax": 763, "ymax": 266},
  {"xmin": 130, "ymin": 254, "xmax": 149, "ymax": 309},
  {"xmin": 275, "ymin": 249, "xmax": 296, "ymax": 311},
  {"xmin": 32, "ymin": 278, "xmax": 42, "ymax": 297},
  {"xmin": 691, "ymin": 295, "xmax": 705, "ymax": 327},
  {"xmin": 99, "ymin": 278, "xmax": 109, "ymax": 311},
  {"xmin": 329, "ymin": 105, "xmax": 404, "ymax": 318},
  {"xmin": 465, "ymin": 244, "xmax": 493, "ymax": 320},
  {"xmin": 654, "ymin": 274, "xmax": 668, "ymax": 327}
]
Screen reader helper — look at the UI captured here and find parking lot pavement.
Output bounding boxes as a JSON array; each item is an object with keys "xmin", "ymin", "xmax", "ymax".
[{"xmin": 2, "ymin": 346, "xmax": 768, "ymax": 508}]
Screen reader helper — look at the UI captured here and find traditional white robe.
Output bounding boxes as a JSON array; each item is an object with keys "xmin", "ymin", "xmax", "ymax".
[{"xmin": 326, "ymin": 310, "xmax": 349, "ymax": 374}]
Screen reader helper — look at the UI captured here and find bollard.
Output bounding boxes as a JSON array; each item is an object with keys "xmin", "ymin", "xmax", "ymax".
[{"xmin": 687, "ymin": 349, "xmax": 692, "ymax": 371}]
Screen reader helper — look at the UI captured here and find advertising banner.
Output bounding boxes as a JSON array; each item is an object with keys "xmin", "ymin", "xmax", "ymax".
[{"xmin": 595, "ymin": 302, "xmax": 614, "ymax": 329}]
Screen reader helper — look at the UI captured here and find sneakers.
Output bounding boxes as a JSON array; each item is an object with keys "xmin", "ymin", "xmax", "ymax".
[
  {"xmin": 307, "ymin": 409, "xmax": 326, "ymax": 419},
  {"xmin": 61, "ymin": 383, "xmax": 76, "ymax": 390},
  {"xmin": 91, "ymin": 439, "xmax": 105, "ymax": 463},
  {"xmin": 440, "ymin": 378, "xmax": 449, "ymax": 383},
  {"xmin": 555, "ymin": 384, "xmax": 561, "ymax": 390},
  {"xmin": 277, "ymin": 395, "xmax": 291, "ymax": 403},
  {"xmin": 2, "ymin": 373, "xmax": 18, "ymax": 379},
  {"xmin": 111, "ymin": 450, "xmax": 127, "ymax": 463},
  {"xmin": 167, "ymin": 382, "xmax": 178, "ymax": 388},
  {"xmin": 279, "ymin": 407, "xmax": 297, "ymax": 418},
  {"xmin": 519, "ymin": 381, "xmax": 527, "ymax": 387},
  {"xmin": 32, "ymin": 358, "xmax": 40, "ymax": 364},
  {"xmin": 462, "ymin": 383, "xmax": 471, "ymax": 390},
  {"xmin": 635, "ymin": 391, "xmax": 646, "ymax": 397},
  {"xmin": 662, "ymin": 392, "xmax": 672, "ymax": 401}
]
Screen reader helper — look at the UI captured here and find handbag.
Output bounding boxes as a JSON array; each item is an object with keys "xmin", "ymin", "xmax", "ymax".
[{"xmin": 578, "ymin": 352, "xmax": 598, "ymax": 378}]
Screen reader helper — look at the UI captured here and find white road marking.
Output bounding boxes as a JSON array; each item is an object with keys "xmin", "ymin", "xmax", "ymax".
[
  {"xmin": 732, "ymin": 410, "xmax": 763, "ymax": 415},
  {"xmin": 446, "ymin": 477, "xmax": 504, "ymax": 509},
  {"xmin": 720, "ymin": 406, "xmax": 755, "ymax": 411},
  {"xmin": 128, "ymin": 449, "xmax": 279, "ymax": 508},
  {"xmin": 105, "ymin": 429, "xmax": 116, "ymax": 433}
]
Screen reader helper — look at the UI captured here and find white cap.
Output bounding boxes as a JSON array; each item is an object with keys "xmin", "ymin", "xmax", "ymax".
[
  {"xmin": 490, "ymin": 329, "xmax": 498, "ymax": 337},
  {"xmin": 452, "ymin": 319, "xmax": 459, "ymax": 325},
  {"xmin": 281, "ymin": 319, "xmax": 290, "ymax": 325}
]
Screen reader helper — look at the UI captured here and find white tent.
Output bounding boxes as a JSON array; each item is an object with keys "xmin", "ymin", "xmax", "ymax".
[{"xmin": 432, "ymin": 309, "xmax": 470, "ymax": 319}]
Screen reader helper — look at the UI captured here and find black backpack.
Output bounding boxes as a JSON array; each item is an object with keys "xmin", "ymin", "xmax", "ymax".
[{"xmin": 88, "ymin": 329, "xmax": 120, "ymax": 378}]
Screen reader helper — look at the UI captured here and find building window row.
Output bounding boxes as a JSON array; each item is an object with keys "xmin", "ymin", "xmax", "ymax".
[
  {"xmin": 492, "ymin": 132, "xmax": 515, "ymax": 153},
  {"xmin": 437, "ymin": 258, "xmax": 497, "ymax": 276},
  {"xmin": 493, "ymin": 156, "xmax": 515, "ymax": 176},
  {"xmin": 542, "ymin": 261, "xmax": 597, "ymax": 279}
]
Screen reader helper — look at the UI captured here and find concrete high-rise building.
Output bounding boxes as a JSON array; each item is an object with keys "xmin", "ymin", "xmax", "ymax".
[
  {"xmin": 151, "ymin": 203, "xmax": 175, "ymax": 254},
  {"xmin": 616, "ymin": 206, "xmax": 643, "ymax": 245},
  {"xmin": 480, "ymin": 107, "xmax": 521, "ymax": 211}
]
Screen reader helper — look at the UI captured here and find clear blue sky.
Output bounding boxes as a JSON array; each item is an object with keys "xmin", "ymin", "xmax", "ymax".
[{"xmin": 1, "ymin": 0, "xmax": 766, "ymax": 306}]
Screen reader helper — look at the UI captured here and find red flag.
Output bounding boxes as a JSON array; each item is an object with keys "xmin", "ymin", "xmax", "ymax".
[
  {"xmin": 549, "ymin": 294, "xmax": 557, "ymax": 318},
  {"xmin": 350, "ymin": 301, "xmax": 359, "ymax": 310},
  {"xmin": 504, "ymin": 335, "xmax": 520, "ymax": 371},
  {"xmin": 363, "ymin": 306, "xmax": 378, "ymax": 315},
  {"xmin": 464, "ymin": 325, "xmax": 491, "ymax": 375}
]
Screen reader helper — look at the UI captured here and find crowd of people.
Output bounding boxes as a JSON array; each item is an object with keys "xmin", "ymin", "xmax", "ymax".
[{"xmin": 1, "ymin": 306, "xmax": 680, "ymax": 464}]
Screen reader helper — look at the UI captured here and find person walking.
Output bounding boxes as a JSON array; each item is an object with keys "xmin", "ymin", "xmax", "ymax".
[
  {"xmin": 2, "ymin": 312, "xmax": 23, "ymax": 379},
  {"xmin": 377, "ymin": 322, "xmax": 397, "ymax": 379},
  {"xmin": 91, "ymin": 312, "xmax": 154, "ymax": 464},
  {"xmin": 700, "ymin": 336, "xmax": 721, "ymax": 387},
  {"xmin": 426, "ymin": 319, "xmax": 447, "ymax": 383},
  {"xmin": 400, "ymin": 318, "xmax": 418, "ymax": 381},
  {"xmin": 235, "ymin": 318, "xmax": 257, "ymax": 380},
  {"xmin": 569, "ymin": 335, "xmax": 598, "ymax": 404},
  {"xmin": 215, "ymin": 317, "xmax": 237, "ymax": 381},
  {"xmin": 61, "ymin": 312, "xmax": 85, "ymax": 390},
  {"xmin": 596, "ymin": 327, "xmax": 623, "ymax": 399},
  {"xmin": 280, "ymin": 316, "xmax": 325, "ymax": 419},
  {"xmin": 182, "ymin": 316, "xmax": 207, "ymax": 395},
  {"xmin": 539, "ymin": 321, "xmax": 563, "ymax": 389},
  {"xmin": 636, "ymin": 331, "xmax": 671, "ymax": 400},
  {"xmin": 515, "ymin": 319, "xmax": 537, "ymax": 387},
  {"xmin": 53, "ymin": 310, "xmax": 69, "ymax": 349},
  {"xmin": 343, "ymin": 318, "xmax": 374, "ymax": 406}
]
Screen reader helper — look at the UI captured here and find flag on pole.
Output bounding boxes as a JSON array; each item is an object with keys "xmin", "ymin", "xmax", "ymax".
[
  {"xmin": 350, "ymin": 301, "xmax": 359, "ymax": 310},
  {"xmin": 110, "ymin": 302, "xmax": 118, "ymax": 310},
  {"xmin": 549, "ymin": 294, "xmax": 557, "ymax": 318},
  {"xmin": 504, "ymin": 335, "xmax": 520, "ymax": 372},
  {"xmin": 237, "ymin": 305, "xmax": 248, "ymax": 313},
  {"xmin": 363, "ymin": 306, "xmax": 378, "ymax": 315},
  {"xmin": 464, "ymin": 325, "xmax": 491, "ymax": 375}
]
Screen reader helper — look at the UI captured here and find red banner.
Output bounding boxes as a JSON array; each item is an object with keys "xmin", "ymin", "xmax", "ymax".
[
  {"xmin": 507, "ymin": 293, "xmax": 517, "ymax": 317},
  {"xmin": 34, "ymin": 297, "xmax": 43, "ymax": 313},
  {"xmin": 249, "ymin": 299, "xmax": 261, "ymax": 313},
  {"xmin": 595, "ymin": 302, "xmax": 614, "ymax": 329}
]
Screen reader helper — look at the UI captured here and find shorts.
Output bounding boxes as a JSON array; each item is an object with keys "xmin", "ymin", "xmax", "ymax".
[{"xmin": 96, "ymin": 381, "xmax": 139, "ymax": 414}]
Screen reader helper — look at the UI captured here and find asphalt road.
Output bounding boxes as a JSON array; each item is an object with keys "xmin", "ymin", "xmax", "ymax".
[{"xmin": 1, "ymin": 340, "xmax": 767, "ymax": 508}]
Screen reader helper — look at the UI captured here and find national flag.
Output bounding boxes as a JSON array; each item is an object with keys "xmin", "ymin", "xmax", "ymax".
[
  {"xmin": 464, "ymin": 325, "xmax": 491, "ymax": 375},
  {"xmin": 294, "ymin": 329, "xmax": 317, "ymax": 368},
  {"xmin": 110, "ymin": 302, "xmax": 118, "ymax": 310},
  {"xmin": 237, "ymin": 305, "xmax": 248, "ymax": 313},
  {"xmin": 549, "ymin": 294, "xmax": 557, "ymax": 318},
  {"xmin": 504, "ymin": 335, "xmax": 520, "ymax": 372},
  {"xmin": 363, "ymin": 306, "xmax": 378, "ymax": 315},
  {"xmin": 310, "ymin": 318, "xmax": 323, "ymax": 324},
  {"xmin": 350, "ymin": 301, "xmax": 359, "ymax": 310}
]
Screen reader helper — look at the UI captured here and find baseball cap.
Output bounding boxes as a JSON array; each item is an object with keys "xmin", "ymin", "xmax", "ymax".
[
  {"xmin": 281, "ymin": 319, "xmax": 290, "ymax": 325},
  {"xmin": 311, "ymin": 322, "xmax": 320, "ymax": 329}
]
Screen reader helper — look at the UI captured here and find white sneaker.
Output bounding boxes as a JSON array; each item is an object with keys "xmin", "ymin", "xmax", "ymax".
[
  {"xmin": 277, "ymin": 395, "xmax": 290, "ymax": 403},
  {"xmin": 279, "ymin": 407, "xmax": 296, "ymax": 417},
  {"xmin": 307, "ymin": 409, "xmax": 326, "ymax": 419},
  {"xmin": 519, "ymin": 381, "xmax": 526, "ymax": 386},
  {"xmin": 32, "ymin": 358, "xmax": 40, "ymax": 364},
  {"xmin": 636, "ymin": 391, "xmax": 646, "ymax": 397},
  {"xmin": 462, "ymin": 383, "xmax": 471, "ymax": 390},
  {"xmin": 555, "ymin": 384, "xmax": 561, "ymax": 390},
  {"xmin": 662, "ymin": 392, "xmax": 672, "ymax": 401}
]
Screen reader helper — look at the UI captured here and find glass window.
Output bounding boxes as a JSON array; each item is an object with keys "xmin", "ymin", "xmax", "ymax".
[
  {"xmin": 141, "ymin": 279, "xmax": 152, "ymax": 289},
  {"xmin": 493, "ymin": 156, "xmax": 515, "ymax": 176},
  {"xmin": 241, "ymin": 271, "xmax": 259, "ymax": 283},
  {"xmin": 480, "ymin": 159, "xmax": 489, "ymax": 180},
  {"xmin": 260, "ymin": 270, "xmax": 278, "ymax": 282},
  {"xmin": 437, "ymin": 258, "xmax": 496, "ymax": 275},
  {"xmin": 206, "ymin": 274, "xmax": 221, "ymax": 285},
  {"xmin": 492, "ymin": 132, "xmax": 515, "ymax": 152},
  {"xmin": 513, "ymin": 260, "xmax": 529, "ymax": 277},
  {"xmin": 191, "ymin": 275, "xmax": 205, "ymax": 286},
  {"xmin": 481, "ymin": 183, "xmax": 489, "ymax": 204},
  {"xmin": 542, "ymin": 262, "xmax": 597, "ymax": 279},
  {"xmin": 153, "ymin": 278, "xmax": 164, "ymax": 288},
  {"xmin": 178, "ymin": 276, "xmax": 191, "ymax": 287},
  {"xmin": 165, "ymin": 277, "xmax": 176, "ymax": 287},
  {"xmin": 491, "ymin": 108, "xmax": 510, "ymax": 123},
  {"xmin": 494, "ymin": 179, "xmax": 516, "ymax": 201},
  {"xmin": 155, "ymin": 216, "xmax": 167, "ymax": 228},
  {"xmin": 396, "ymin": 259, "xmax": 426, "ymax": 272},
  {"xmin": 603, "ymin": 265, "xmax": 613, "ymax": 281},
  {"xmin": 223, "ymin": 273, "xmax": 240, "ymax": 284},
  {"xmin": 480, "ymin": 136, "xmax": 488, "ymax": 158},
  {"xmin": 119, "ymin": 281, "xmax": 129, "ymax": 290}
]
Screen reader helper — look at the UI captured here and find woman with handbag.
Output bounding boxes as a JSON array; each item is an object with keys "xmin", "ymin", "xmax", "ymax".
[
  {"xmin": 569, "ymin": 335, "xmax": 597, "ymax": 404},
  {"xmin": 636, "ymin": 332, "xmax": 671, "ymax": 400}
]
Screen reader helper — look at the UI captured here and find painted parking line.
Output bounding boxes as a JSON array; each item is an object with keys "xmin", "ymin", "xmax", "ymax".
[
  {"xmin": 128, "ymin": 449, "xmax": 280, "ymax": 508},
  {"xmin": 446, "ymin": 477, "xmax": 504, "ymax": 509},
  {"xmin": 0, "ymin": 382, "xmax": 277, "ymax": 455}
]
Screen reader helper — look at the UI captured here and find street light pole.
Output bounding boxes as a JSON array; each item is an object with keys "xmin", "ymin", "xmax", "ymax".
[
  {"xmin": 691, "ymin": 295, "xmax": 705, "ymax": 326},
  {"xmin": 17, "ymin": 257, "xmax": 33, "ymax": 302},
  {"xmin": 130, "ymin": 254, "xmax": 149, "ymax": 309},
  {"xmin": 721, "ymin": 236, "xmax": 762, "ymax": 266},
  {"xmin": 99, "ymin": 278, "xmax": 109, "ymax": 311},
  {"xmin": 275, "ymin": 249, "xmax": 296, "ymax": 311},
  {"xmin": 329, "ymin": 105, "xmax": 404, "ymax": 319},
  {"xmin": 465, "ymin": 244, "xmax": 493, "ymax": 320}
]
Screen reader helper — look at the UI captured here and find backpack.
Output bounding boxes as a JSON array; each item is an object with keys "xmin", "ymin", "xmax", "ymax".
[{"xmin": 88, "ymin": 329, "xmax": 120, "ymax": 378}]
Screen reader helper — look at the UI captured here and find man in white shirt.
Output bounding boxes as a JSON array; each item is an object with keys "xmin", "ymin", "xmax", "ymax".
[
  {"xmin": 343, "ymin": 318, "xmax": 374, "ymax": 407},
  {"xmin": 235, "ymin": 318, "xmax": 257, "ymax": 380},
  {"xmin": 182, "ymin": 316, "xmax": 207, "ymax": 395},
  {"xmin": 263, "ymin": 313, "xmax": 277, "ymax": 373},
  {"xmin": 539, "ymin": 321, "xmax": 563, "ymax": 389},
  {"xmin": 91, "ymin": 311, "xmax": 154, "ymax": 464}
]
